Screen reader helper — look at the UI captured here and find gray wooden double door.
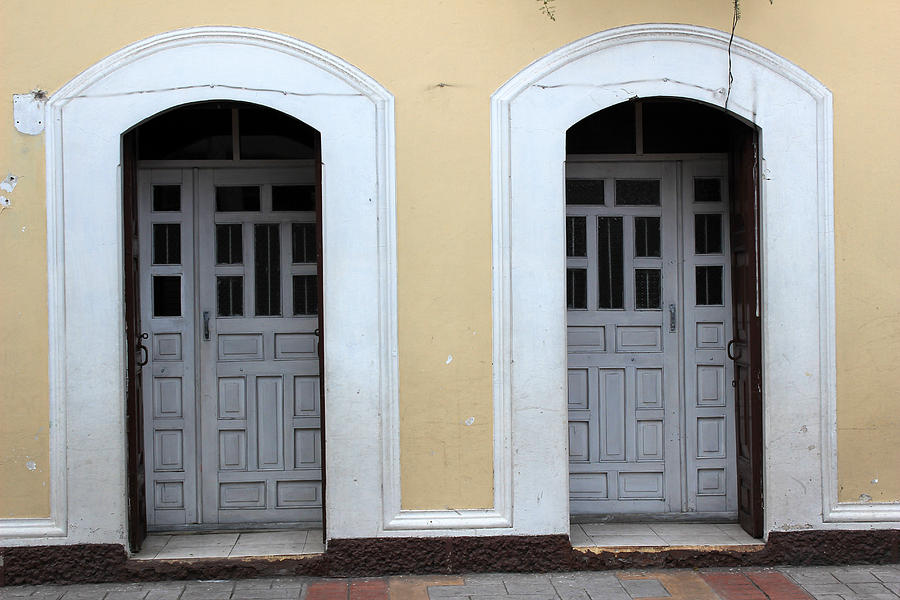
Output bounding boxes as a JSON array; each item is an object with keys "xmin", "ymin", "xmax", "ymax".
[
  {"xmin": 567, "ymin": 159, "xmax": 737, "ymax": 518},
  {"xmin": 139, "ymin": 167, "xmax": 322, "ymax": 529}
]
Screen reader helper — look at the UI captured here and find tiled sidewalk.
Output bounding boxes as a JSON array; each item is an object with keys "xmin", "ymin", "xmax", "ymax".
[{"xmin": 2, "ymin": 564, "xmax": 899, "ymax": 600}]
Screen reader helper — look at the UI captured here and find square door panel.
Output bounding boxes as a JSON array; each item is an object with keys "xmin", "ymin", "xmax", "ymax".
[
  {"xmin": 276, "ymin": 481, "xmax": 320, "ymax": 507},
  {"xmin": 217, "ymin": 377, "xmax": 246, "ymax": 419},
  {"xmin": 567, "ymin": 368, "xmax": 589, "ymax": 409},
  {"xmin": 275, "ymin": 333, "xmax": 317, "ymax": 359},
  {"xmin": 153, "ymin": 333, "xmax": 182, "ymax": 361},
  {"xmin": 636, "ymin": 420, "xmax": 664, "ymax": 461},
  {"xmin": 154, "ymin": 481, "xmax": 184, "ymax": 510},
  {"xmin": 153, "ymin": 377, "xmax": 183, "ymax": 418},
  {"xmin": 697, "ymin": 365, "xmax": 725, "ymax": 407},
  {"xmin": 696, "ymin": 322, "xmax": 725, "ymax": 349},
  {"xmin": 294, "ymin": 428, "xmax": 322, "ymax": 469},
  {"xmin": 615, "ymin": 326, "xmax": 662, "ymax": 352},
  {"xmin": 697, "ymin": 417, "xmax": 726, "ymax": 458},
  {"xmin": 636, "ymin": 369, "xmax": 662, "ymax": 409},
  {"xmin": 218, "ymin": 429, "xmax": 247, "ymax": 470},
  {"xmin": 568, "ymin": 421, "xmax": 590, "ymax": 462},
  {"xmin": 293, "ymin": 377, "xmax": 320, "ymax": 416},
  {"xmin": 697, "ymin": 468, "xmax": 727, "ymax": 496},
  {"xmin": 567, "ymin": 326, "xmax": 606, "ymax": 352},
  {"xmin": 617, "ymin": 472, "xmax": 664, "ymax": 499},
  {"xmin": 570, "ymin": 473, "xmax": 608, "ymax": 500},
  {"xmin": 219, "ymin": 482, "xmax": 266, "ymax": 509},
  {"xmin": 218, "ymin": 334, "xmax": 263, "ymax": 361},
  {"xmin": 153, "ymin": 429, "xmax": 183, "ymax": 472}
]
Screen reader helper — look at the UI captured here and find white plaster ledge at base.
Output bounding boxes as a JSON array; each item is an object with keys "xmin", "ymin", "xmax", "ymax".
[
  {"xmin": 0, "ymin": 519, "xmax": 66, "ymax": 544},
  {"xmin": 824, "ymin": 503, "xmax": 900, "ymax": 523},
  {"xmin": 383, "ymin": 510, "xmax": 511, "ymax": 533}
]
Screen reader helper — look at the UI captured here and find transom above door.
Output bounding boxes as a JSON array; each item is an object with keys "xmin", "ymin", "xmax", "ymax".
[
  {"xmin": 139, "ymin": 167, "xmax": 322, "ymax": 529},
  {"xmin": 566, "ymin": 159, "xmax": 736, "ymax": 519}
]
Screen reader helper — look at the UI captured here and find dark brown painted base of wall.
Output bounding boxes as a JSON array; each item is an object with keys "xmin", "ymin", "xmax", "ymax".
[{"xmin": 2, "ymin": 530, "xmax": 898, "ymax": 587}]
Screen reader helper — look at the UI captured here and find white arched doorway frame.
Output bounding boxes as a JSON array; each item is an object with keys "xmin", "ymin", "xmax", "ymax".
[
  {"xmin": 1, "ymin": 27, "xmax": 398, "ymax": 545},
  {"xmin": 489, "ymin": 23, "xmax": 874, "ymax": 537}
]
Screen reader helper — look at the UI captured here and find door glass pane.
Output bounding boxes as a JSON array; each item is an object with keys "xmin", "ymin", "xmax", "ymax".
[
  {"xmin": 597, "ymin": 217, "xmax": 624, "ymax": 309},
  {"xmin": 696, "ymin": 266, "xmax": 724, "ymax": 305},
  {"xmin": 566, "ymin": 217, "xmax": 586, "ymax": 257},
  {"xmin": 293, "ymin": 275, "xmax": 318, "ymax": 315},
  {"xmin": 216, "ymin": 224, "xmax": 243, "ymax": 264},
  {"xmin": 153, "ymin": 276, "xmax": 181, "ymax": 317},
  {"xmin": 152, "ymin": 185, "xmax": 181, "ymax": 212},
  {"xmin": 216, "ymin": 186, "xmax": 260, "ymax": 212},
  {"xmin": 566, "ymin": 179, "xmax": 605, "ymax": 205},
  {"xmin": 615, "ymin": 179, "xmax": 660, "ymax": 205},
  {"xmin": 254, "ymin": 224, "xmax": 281, "ymax": 316},
  {"xmin": 152, "ymin": 224, "xmax": 181, "ymax": 265},
  {"xmin": 273, "ymin": 185, "xmax": 316, "ymax": 212},
  {"xmin": 292, "ymin": 223, "xmax": 316, "ymax": 264},
  {"xmin": 567, "ymin": 268, "xmax": 587, "ymax": 309},
  {"xmin": 217, "ymin": 276, "xmax": 244, "ymax": 317},
  {"xmin": 695, "ymin": 177, "xmax": 722, "ymax": 202},
  {"xmin": 695, "ymin": 214, "xmax": 723, "ymax": 254},
  {"xmin": 634, "ymin": 217, "xmax": 661, "ymax": 257},
  {"xmin": 635, "ymin": 269, "xmax": 661, "ymax": 309}
]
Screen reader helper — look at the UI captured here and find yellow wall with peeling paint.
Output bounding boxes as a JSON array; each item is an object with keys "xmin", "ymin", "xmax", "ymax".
[{"xmin": 1, "ymin": 0, "xmax": 898, "ymax": 518}]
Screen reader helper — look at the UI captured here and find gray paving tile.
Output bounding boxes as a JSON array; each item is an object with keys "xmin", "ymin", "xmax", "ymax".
[
  {"xmin": 617, "ymin": 579, "xmax": 669, "ymax": 598},
  {"xmin": 105, "ymin": 593, "xmax": 148, "ymax": 600},
  {"xmin": 58, "ymin": 591, "xmax": 110, "ymax": 600},
  {"xmin": 781, "ymin": 569, "xmax": 841, "ymax": 585},
  {"xmin": 0, "ymin": 589, "xmax": 36, "ymax": 599},
  {"xmin": 233, "ymin": 579, "xmax": 274, "ymax": 590},
  {"xmin": 429, "ymin": 584, "xmax": 506, "ymax": 598},
  {"xmin": 462, "ymin": 574, "xmax": 506, "ymax": 585},
  {"xmin": 836, "ymin": 594, "xmax": 900, "ymax": 600},
  {"xmin": 872, "ymin": 568, "xmax": 900, "ymax": 583},
  {"xmin": 802, "ymin": 583, "xmax": 855, "ymax": 596},
  {"xmin": 266, "ymin": 578, "xmax": 308, "ymax": 589},
  {"xmin": 886, "ymin": 582, "xmax": 900, "ymax": 594},
  {"xmin": 501, "ymin": 574, "xmax": 555, "ymax": 595},
  {"xmin": 833, "ymin": 569, "xmax": 885, "ymax": 584},
  {"xmin": 143, "ymin": 591, "xmax": 182, "ymax": 600},
  {"xmin": 467, "ymin": 595, "xmax": 557, "ymax": 600},
  {"xmin": 229, "ymin": 589, "xmax": 302, "ymax": 599},
  {"xmin": 847, "ymin": 582, "xmax": 896, "ymax": 594}
]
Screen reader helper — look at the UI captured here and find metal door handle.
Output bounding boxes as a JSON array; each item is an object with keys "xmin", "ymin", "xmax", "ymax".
[
  {"xmin": 668, "ymin": 304, "xmax": 677, "ymax": 333},
  {"xmin": 203, "ymin": 311, "xmax": 210, "ymax": 341},
  {"xmin": 727, "ymin": 339, "xmax": 742, "ymax": 360},
  {"xmin": 136, "ymin": 332, "xmax": 149, "ymax": 366}
]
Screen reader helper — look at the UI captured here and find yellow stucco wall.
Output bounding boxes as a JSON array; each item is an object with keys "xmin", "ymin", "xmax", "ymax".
[{"xmin": 1, "ymin": 0, "xmax": 898, "ymax": 517}]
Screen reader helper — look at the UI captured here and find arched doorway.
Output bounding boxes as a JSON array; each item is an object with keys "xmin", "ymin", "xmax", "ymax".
[
  {"xmin": 565, "ymin": 99, "xmax": 761, "ymax": 533},
  {"xmin": 123, "ymin": 102, "xmax": 325, "ymax": 543},
  {"xmin": 490, "ymin": 24, "xmax": 834, "ymax": 541},
  {"xmin": 43, "ymin": 27, "xmax": 397, "ymax": 550}
]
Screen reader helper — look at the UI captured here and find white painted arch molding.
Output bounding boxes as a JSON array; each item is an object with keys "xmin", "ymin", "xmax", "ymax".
[
  {"xmin": 0, "ymin": 26, "xmax": 399, "ymax": 545},
  {"xmin": 490, "ymin": 24, "xmax": 894, "ymax": 536}
]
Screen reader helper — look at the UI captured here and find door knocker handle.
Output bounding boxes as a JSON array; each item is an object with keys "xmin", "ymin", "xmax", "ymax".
[
  {"xmin": 136, "ymin": 332, "xmax": 149, "ymax": 367},
  {"xmin": 727, "ymin": 339, "xmax": 742, "ymax": 361}
]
